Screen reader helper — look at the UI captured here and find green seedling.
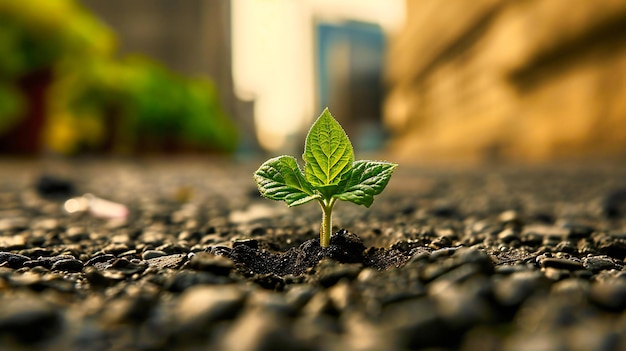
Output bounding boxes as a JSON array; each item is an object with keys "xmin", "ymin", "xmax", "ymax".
[{"xmin": 254, "ymin": 108, "xmax": 397, "ymax": 248}]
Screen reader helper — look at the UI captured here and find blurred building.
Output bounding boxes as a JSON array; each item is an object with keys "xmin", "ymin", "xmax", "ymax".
[
  {"xmin": 385, "ymin": 0, "xmax": 626, "ymax": 163},
  {"xmin": 82, "ymin": 0, "xmax": 405, "ymax": 155},
  {"xmin": 231, "ymin": 0, "xmax": 404, "ymax": 153},
  {"xmin": 82, "ymin": 0, "xmax": 235, "ymax": 110},
  {"xmin": 81, "ymin": 0, "xmax": 255, "ymax": 152}
]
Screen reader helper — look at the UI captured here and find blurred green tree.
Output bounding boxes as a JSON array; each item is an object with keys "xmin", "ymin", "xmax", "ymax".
[
  {"xmin": 0, "ymin": 0, "xmax": 238, "ymax": 155},
  {"xmin": 0, "ymin": 0, "xmax": 113, "ymax": 153}
]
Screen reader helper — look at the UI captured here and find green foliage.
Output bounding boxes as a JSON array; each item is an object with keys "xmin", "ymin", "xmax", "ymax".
[
  {"xmin": 0, "ymin": 0, "xmax": 238, "ymax": 154},
  {"xmin": 333, "ymin": 160, "xmax": 398, "ymax": 207},
  {"xmin": 180, "ymin": 78, "xmax": 238, "ymax": 152},
  {"xmin": 255, "ymin": 156, "xmax": 320, "ymax": 207},
  {"xmin": 124, "ymin": 57, "xmax": 238, "ymax": 151},
  {"xmin": 254, "ymin": 108, "xmax": 397, "ymax": 247},
  {"xmin": 302, "ymin": 110, "xmax": 354, "ymax": 188},
  {"xmin": 0, "ymin": 0, "xmax": 113, "ymax": 136},
  {"xmin": 0, "ymin": 83, "xmax": 24, "ymax": 133},
  {"xmin": 0, "ymin": 0, "xmax": 114, "ymax": 78},
  {"xmin": 47, "ymin": 56, "xmax": 238, "ymax": 154}
]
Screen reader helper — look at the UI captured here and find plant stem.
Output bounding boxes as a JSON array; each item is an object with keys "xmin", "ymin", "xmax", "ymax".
[{"xmin": 319, "ymin": 198, "xmax": 335, "ymax": 248}]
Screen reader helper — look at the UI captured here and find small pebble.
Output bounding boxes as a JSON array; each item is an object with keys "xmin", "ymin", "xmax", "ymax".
[
  {"xmin": 589, "ymin": 279, "xmax": 626, "ymax": 311},
  {"xmin": 50, "ymin": 259, "xmax": 84, "ymax": 272},
  {"xmin": 539, "ymin": 257, "xmax": 584, "ymax": 271},
  {"xmin": 311, "ymin": 260, "xmax": 362, "ymax": 288},
  {"xmin": 0, "ymin": 295, "xmax": 63, "ymax": 345},
  {"xmin": 583, "ymin": 255, "xmax": 620, "ymax": 272},
  {"xmin": 543, "ymin": 267, "xmax": 570, "ymax": 281},
  {"xmin": 218, "ymin": 309, "xmax": 295, "ymax": 351},
  {"xmin": 141, "ymin": 250, "xmax": 167, "ymax": 260},
  {"xmin": 498, "ymin": 228, "xmax": 518, "ymax": 244},
  {"xmin": 186, "ymin": 252, "xmax": 234, "ymax": 275},
  {"xmin": 494, "ymin": 271, "xmax": 548, "ymax": 306},
  {"xmin": 85, "ymin": 254, "xmax": 116, "ymax": 266},
  {"xmin": 0, "ymin": 252, "xmax": 30, "ymax": 269},
  {"xmin": 174, "ymin": 285, "xmax": 245, "ymax": 332},
  {"xmin": 145, "ymin": 253, "xmax": 187, "ymax": 270}
]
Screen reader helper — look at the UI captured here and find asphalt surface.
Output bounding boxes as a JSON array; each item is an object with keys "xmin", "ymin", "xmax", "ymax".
[{"xmin": 1, "ymin": 158, "xmax": 626, "ymax": 350}]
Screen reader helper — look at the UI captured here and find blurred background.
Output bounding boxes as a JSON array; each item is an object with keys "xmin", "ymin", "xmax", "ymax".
[{"xmin": 1, "ymin": 0, "xmax": 626, "ymax": 164}]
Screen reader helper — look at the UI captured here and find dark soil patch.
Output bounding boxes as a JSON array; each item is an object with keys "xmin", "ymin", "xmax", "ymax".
[{"xmin": 221, "ymin": 229, "xmax": 414, "ymax": 276}]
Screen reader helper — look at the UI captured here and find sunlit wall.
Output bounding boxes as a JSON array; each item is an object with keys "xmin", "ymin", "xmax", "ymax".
[{"xmin": 385, "ymin": 0, "xmax": 626, "ymax": 164}]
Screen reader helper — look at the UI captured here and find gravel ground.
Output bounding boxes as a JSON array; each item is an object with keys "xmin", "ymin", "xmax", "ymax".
[{"xmin": 1, "ymin": 158, "xmax": 626, "ymax": 350}]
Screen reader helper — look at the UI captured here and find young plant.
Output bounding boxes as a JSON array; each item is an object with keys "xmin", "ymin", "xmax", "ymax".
[{"xmin": 254, "ymin": 108, "xmax": 397, "ymax": 248}]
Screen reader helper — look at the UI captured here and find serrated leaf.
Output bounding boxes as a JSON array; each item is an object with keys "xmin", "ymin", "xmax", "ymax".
[
  {"xmin": 303, "ymin": 108, "xmax": 354, "ymax": 189},
  {"xmin": 254, "ymin": 156, "xmax": 320, "ymax": 207},
  {"xmin": 333, "ymin": 160, "xmax": 397, "ymax": 207}
]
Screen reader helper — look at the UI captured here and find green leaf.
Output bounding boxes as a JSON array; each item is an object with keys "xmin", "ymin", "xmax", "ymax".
[
  {"xmin": 334, "ymin": 160, "xmax": 397, "ymax": 207},
  {"xmin": 303, "ymin": 108, "xmax": 354, "ymax": 189},
  {"xmin": 254, "ymin": 156, "xmax": 320, "ymax": 207}
]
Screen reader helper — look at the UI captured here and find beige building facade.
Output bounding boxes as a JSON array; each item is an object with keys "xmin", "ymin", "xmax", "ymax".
[{"xmin": 385, "ymin": 0, "xmax": 626, "ymax": 163}]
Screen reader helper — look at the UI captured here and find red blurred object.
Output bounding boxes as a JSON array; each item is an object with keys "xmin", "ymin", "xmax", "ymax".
[{"xmin": 0, "ymin": 69, "xmax": 52, "ymax": 155}]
